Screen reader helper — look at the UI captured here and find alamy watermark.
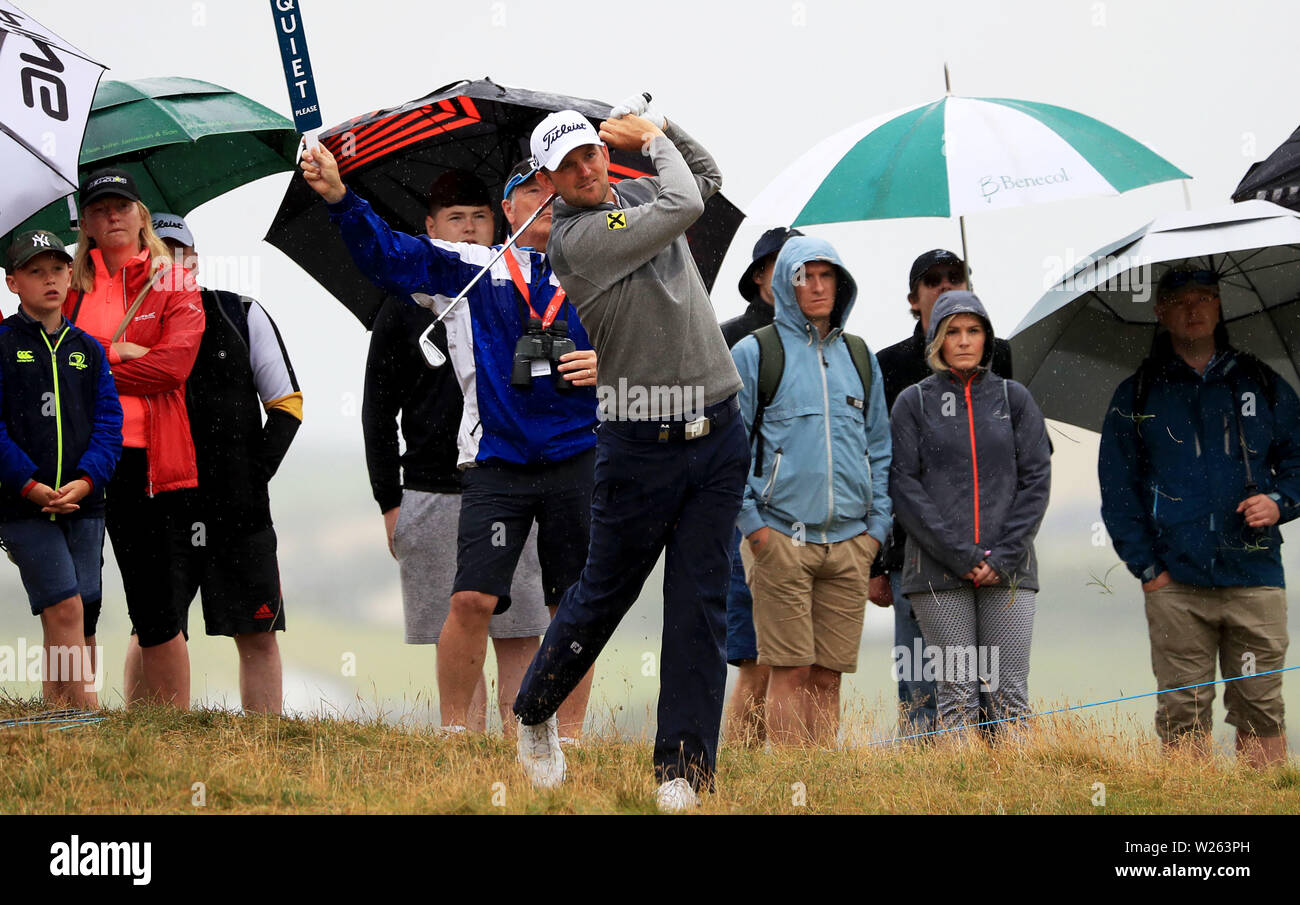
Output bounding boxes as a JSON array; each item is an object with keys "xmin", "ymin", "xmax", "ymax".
[
  {"xmin": 597, "ymin": 378, "xmax": 706, "ymax": 422},
  {"xmin": 1042, "ymin": 250, "xmax": 1157, "ymax": 303},
  {"xmin": 892, "ymin": 639, "xmax": 1000, "ymax": 691},
  {"xmin": 0, "ymin": 637, "xmax": 102, "ymax": 692}
]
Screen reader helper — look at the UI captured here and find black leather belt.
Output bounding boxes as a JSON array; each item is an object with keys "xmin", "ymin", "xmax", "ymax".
[{"xmin": 605, "ymin": 395, "xmax": 739, "ymax": 444}]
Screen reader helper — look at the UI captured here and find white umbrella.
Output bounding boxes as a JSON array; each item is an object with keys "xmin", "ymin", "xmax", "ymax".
[
  {"xmin": 746, "ymin": 91, "xmax": 1187, "ymax": 261},
  {"xmin": 0, "ymin": 1, "xmax": 106, "ymax": 235},
  {"xmin": 1008, "ymin": 200, "xmax": 1300, "ymax": 433}
]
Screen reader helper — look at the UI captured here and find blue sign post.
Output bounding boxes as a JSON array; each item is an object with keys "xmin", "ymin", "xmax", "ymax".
[{"xmin": 268, "ymin": 0, "xmax": 322, "ymax": 133}]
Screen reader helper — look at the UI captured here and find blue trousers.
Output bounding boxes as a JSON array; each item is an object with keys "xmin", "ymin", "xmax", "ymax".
[
  {"xmin": 724, "ymin": 528, "xmax": 758, "ymax": 664},
  {"xmin": 514, "ymin": 398, "xmax": 748, "ymax": 790},
  {"xmin": 893, "ymin": 571, "xmax": 937, "ymax": 733}
]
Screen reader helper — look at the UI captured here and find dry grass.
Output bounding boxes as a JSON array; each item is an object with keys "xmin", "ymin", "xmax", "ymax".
[{"xmin": 2, "ymin": 696, "xmax": 1296, "ymax": 814}]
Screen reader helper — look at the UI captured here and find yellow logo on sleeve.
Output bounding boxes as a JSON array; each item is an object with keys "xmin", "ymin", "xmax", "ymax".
[{"xmin": 606, "ymin": 211, "xmax": 627, "ymax": 230}]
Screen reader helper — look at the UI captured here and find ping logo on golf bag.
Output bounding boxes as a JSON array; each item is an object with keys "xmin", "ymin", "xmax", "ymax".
[
  {"xmin": 606, "ymin": 211, "xmax": 627, "ymax": 230},
  {"xmin": 16, "ymin": 350, "xmax": 34, "ymax": 363},
  {"xmin": 67, "ymin": 351, "xmax": 87, "ymax": 370}
]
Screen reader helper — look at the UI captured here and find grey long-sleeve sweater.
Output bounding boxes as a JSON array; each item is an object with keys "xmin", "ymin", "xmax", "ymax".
[{"xmin": 546, "ymin": 121, "xmax": 741, "ymax": 420}]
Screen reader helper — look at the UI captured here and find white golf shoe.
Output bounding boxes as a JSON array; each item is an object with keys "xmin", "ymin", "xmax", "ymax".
[
  {"xmin": 654, "ymin": 778, "xmax": 699, "ymax": 813},
  {"xmin": 517, "ymin": 713, "xmax": 566, "ymax": 790}
]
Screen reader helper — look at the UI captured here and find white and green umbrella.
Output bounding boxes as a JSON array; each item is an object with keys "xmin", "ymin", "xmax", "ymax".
[{"xmin": 747, "ymin": 95, "xmax": 1189, "ymax": 228}]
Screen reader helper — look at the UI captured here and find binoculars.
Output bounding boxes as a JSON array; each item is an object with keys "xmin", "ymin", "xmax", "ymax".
[{"xmin": 511, "ymin": 318, "xmax": 577, "ymax": 391}]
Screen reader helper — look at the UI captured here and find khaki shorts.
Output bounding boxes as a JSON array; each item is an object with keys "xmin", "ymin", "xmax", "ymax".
[
  {"xmin": 1144, "ymin": 580, "xmax": 1288, "ymax": 741},
  {"xmin": 743, "ymin": 529, "xmax": 877, "ymax": 673}
]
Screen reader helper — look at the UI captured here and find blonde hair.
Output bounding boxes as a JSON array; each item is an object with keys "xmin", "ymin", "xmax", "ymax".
[
  {"xmin": 71, "ymin": 200, "xmax": 172, "ymax": 293},
  {"xmin": 926, "ymin": 312, "xmax": 988, "ymax": 373},
  {"xmin": 925, "ymin": 313, "xmax": 954, "ymax": 372}
]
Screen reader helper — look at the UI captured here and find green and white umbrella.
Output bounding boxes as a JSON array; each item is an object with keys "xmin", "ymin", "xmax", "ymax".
[{"xmin": 747, "ymin": 94, "xmax": 1189, "ymax": 228}]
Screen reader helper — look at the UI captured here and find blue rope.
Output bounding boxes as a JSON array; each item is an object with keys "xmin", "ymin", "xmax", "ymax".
[{"xmin": 873, "ymin": 664, "xmax": 1300, "ymax": 746}]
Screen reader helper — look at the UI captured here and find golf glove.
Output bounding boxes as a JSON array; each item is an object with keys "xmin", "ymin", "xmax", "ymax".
[{"xmin": 609, "ymin": 92, "xmax": 665, "ymax": 129}]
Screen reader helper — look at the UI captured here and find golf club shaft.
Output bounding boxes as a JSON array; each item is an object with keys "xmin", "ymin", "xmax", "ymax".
[{"xmin": 421, "ymin": 193, "xmax": 557, "ymax": 337}]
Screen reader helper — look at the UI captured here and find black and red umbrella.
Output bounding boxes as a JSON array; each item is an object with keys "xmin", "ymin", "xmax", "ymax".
[{"xmin": 265, "ymin": 77, "xmax": 745, "ymax": 327}]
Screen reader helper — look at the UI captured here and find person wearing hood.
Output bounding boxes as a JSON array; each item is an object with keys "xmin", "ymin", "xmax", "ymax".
[
  {"xmin": 888, "ymin": 291, "xmax": 1050, "ymax": 735},
  {"xmin": 732, "ymin": 236, "xmax": 892, "ymax": 746},
  {"xmin": 719, "ymin": 225, "xmax": 801, "ymax": 746},
  {"xmin": 1099, "ymin": 268, "xmax": 1299, "ymax": 768},
  {"xmin": 872, "ymin": 249, "xmax": 1014, "ymax": 735}
]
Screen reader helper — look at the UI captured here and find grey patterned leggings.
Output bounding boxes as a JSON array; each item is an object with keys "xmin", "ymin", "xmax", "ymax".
[{"xmin": 907, "ymin": 586, "xmax": 1036, "ymax": 733}]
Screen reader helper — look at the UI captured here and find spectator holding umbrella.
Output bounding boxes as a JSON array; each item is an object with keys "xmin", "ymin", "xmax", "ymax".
[
  {"xmin": 889, "ymin": 291, "xmax": 1050, "ymax": 736},
  {"xmin": 64, "ymin": 168, "xmax": 204, "ymax": 708},
  {"xmin": 299, "ymin": 147, "xmax": 601, "ymax": 740},
  {"xmin": 1100, "ymin": 267, "xmax": 1300, "ymax": 768}
]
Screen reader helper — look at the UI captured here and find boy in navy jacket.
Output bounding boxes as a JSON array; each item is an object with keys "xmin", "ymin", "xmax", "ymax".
[{"xmin": 0, "ymin": 231, "xmax": 123, "ymax": 708}]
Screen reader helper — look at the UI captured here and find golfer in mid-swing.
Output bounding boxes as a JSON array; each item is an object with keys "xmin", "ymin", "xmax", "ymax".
[{"xmin": 512, "ymin": 97, "xmax": 747, "ymax": 811}]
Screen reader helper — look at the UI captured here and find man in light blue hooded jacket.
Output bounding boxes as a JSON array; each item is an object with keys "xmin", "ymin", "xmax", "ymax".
[{"xmin": 732, "ymin": 235, "xmax": 891, "ymax": 745}]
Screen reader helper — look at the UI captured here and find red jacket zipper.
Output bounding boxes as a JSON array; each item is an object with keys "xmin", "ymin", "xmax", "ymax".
[{"xmin": 963, "ymin": 372, "xmax": 980, "ymax": 545}]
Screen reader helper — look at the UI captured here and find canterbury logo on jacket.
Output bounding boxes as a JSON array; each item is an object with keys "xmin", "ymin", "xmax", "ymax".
[
  {"xmin": 0, "ymin": 311, "xmax": 123, "ymax": 521},
  {"xmin": 733, "ymin": 236, "xmax": 893, "ymax": 545}
]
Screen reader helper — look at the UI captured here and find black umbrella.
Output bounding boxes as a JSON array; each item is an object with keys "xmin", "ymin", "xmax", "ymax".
[
  {"xmin": 1233, "ymin": 123, "xmax": 1300, "ymax": 212},
  {"xmin": 265, "ymin": 77, "xmax": 745, "ymax": 327}
]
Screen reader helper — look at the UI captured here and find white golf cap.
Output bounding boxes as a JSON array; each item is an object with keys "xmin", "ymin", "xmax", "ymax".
[
  {"xmin": 151, "ymin": 212, "xmax": 195, "ymax": 248},
  {"xmin": 530, "ymin": 110, "xmax": 603, "ymax": 172}
]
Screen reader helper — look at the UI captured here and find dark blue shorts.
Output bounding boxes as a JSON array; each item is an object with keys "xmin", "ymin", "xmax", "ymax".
[
  {"xmin": 454, "ymin": 447, "xmax": 594, "ymax": 612},
  {"xmin": 0, "ymin": 516, "xmax": 105, "ymax": 624}
]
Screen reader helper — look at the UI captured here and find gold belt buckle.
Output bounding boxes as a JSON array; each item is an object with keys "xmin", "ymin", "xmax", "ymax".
[{"xmin": 685, "ymin": 416, "xmax": 710, "ymax": 440}]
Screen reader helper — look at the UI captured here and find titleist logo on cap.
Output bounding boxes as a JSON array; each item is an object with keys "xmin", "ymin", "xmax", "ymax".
[
  {"xmin": 543, "ymin": 121, "xmax": 588, "ymax": 151},
  {"xmin": 89, "ymin": 175, "xmax": 129, "ymax": 189},
  {"xmin": 155, "ymin": 217, "xmax": 184, "ymax": 230}
]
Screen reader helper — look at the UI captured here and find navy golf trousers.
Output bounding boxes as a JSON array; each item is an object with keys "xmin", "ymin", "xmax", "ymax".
[{"xmin": 514, "ymin": 396, "xmax": 749, "ymax": 790}]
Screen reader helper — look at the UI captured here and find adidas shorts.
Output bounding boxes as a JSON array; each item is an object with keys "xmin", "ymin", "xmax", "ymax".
[{"xmin": 174, "ymin": 525, "xmax": 285, "ymax": 637}]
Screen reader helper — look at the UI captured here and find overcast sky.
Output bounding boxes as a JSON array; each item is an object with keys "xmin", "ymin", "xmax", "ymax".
[{"xmin": 16, "ymin": 0, "xmax": 1300, "ymax": 460}]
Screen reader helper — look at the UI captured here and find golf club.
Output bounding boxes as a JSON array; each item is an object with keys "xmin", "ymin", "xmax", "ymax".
[{"xmin": 419, "ymin": 187, "xmax": 557, "ymax": 369}]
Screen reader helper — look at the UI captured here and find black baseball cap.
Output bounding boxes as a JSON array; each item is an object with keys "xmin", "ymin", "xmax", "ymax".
[
  {"xmin": 739, "ymin": 227, "xmax": 804, "ymax": 302},
  {"xmin": 908, "ymin": 249, "xmax": 967, "ymax": 292},
  {"xmin": 6, "ymin": 229, "xmax": 73, "ymax": 273},
  {"xmin": 1156, "ymin": 266, "xmax": 1219, "ymax": 300},
  {"xmin": 79, "ymin": 167, "xmax": 141, "ymax": 208}
]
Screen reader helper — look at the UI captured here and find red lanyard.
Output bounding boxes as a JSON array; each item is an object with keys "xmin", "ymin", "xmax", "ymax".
[{"xmin": 504, "ymin": 249, "xmax": 566, "ymax": 329}]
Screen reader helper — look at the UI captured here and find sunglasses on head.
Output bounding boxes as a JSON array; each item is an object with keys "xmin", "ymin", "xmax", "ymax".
[
  {"xmin": 920, "ymin": 267, "xmax": 967, "ymax": 288},
  {"xmin": 1161, "ymin": 269, "xmax": 1219, "ymax": 289}
]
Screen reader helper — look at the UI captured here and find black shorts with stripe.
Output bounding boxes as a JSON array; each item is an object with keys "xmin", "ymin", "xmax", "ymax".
[{"xmin": 174, "ymin": 525, "xmax": 285, "ymax": 637}]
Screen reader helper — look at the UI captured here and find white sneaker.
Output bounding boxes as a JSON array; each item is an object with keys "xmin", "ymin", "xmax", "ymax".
[
  {"xmin": 517, "ymin": 714, "xmax": 565, "ymax": 789},
  {"xmin": 437, "ymin": 724, "xmax": 468, "ymax": 737},
  {"xmin": 655, "ymin": 778, "xmax": 699, "ymax": 813}
]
